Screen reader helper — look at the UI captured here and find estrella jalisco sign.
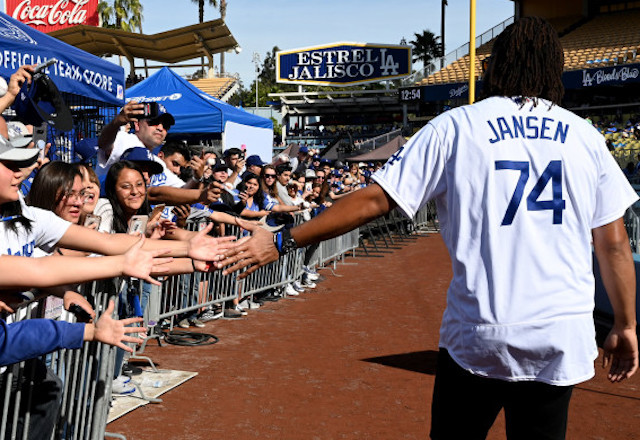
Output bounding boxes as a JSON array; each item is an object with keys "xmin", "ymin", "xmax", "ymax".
[{"xmin": 276, "ymin": 42, "xmax": 411, "ymax": 86}]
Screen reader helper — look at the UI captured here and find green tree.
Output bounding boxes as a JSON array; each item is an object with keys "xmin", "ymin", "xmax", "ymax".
[
  {"xmin": 410, "ymin": 30, "xmax": 443, "ymax": 67},
  {"xmin": 98, "ymin": 0, "xmax": 144, "ymax": 71}
]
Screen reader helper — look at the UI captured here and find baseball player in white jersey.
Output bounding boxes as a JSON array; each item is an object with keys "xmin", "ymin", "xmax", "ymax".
[{"xmin": 220, "ymin": 17, "xmax": 638, "ymax": 440}]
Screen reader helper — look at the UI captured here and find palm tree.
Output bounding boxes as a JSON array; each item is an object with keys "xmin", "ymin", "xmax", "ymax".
[
  {"xmin": 98, "ymin": 1, "xmax": 145, "ymax": 76},
  {"xmin": 98, "ymin": 1, "xmax": 114, "ymax": 27},
  {"xmin": 190, "ymin": 0, "xmax": 218, "ymax": 77},
  {"xmin": 219, "ymin": 0, "xmax": 227, "ymax": 75},
  {"xmin": 410, "ymin": 30, "xmax": 443, "ymax": 74}
]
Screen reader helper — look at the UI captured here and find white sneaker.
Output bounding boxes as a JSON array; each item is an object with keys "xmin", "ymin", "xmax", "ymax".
[
  {"xmin": 112, "ymin": 376, "xmax": 135, "ymax": 395},
  {"xmin": 235, "ymin": 305, "xmax": 248, "ymax": 316},
  {"xmin": 292, "ymin": 281, "xmax": 306, "ymax": 292},
  {"xmin": 302, "ymin": 279, "xmax": 317, "ymax": 289},
  {"xmin": 284, "ymin": 283, "xmax": 299, "ymax": 296},
  {"xmin": 302, "ymin": 266, "xmax": 320, "ymax": 281}
]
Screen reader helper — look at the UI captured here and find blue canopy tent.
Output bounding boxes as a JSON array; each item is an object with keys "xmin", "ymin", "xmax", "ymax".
[
  {"xmin": 127, "ymin": 67, "xmax": 273, "ymax": 161},
  {"xmin": 0, "ymin": 12, "xmax": 125, "ymax": 106},
  {"xmin": 0, "ymin": 12, "xmax": 125, "ymax": 163}
]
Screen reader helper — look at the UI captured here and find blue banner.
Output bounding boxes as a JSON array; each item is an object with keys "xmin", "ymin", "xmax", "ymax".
[
  {"xmin": 277, "ymin": 42, "xmax": 411, "ymax": 86},
  {"xmin": 420, "ymin": 81, "xmax": 483, "ymax": 102},
  {"xmin": 562, "ymin": 63, "xmax": 640, "ymax": 90},
  {"xmin": 0, "ymin": 12, "xmax": 124, "ymax": 105}
]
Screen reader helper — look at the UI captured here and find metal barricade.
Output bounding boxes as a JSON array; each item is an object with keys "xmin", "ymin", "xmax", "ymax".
[
  {"xmin": 146, "ymin": 220, "xmax": 242, "ymax": 333},
  {"xmin": 413, "ymin": 201, "xmax": 439, "ymax": 232},
  {"xmin": 0, "ymin": 279, "xmax": 119, "ymax": 440},
  {"xmin": 624, "ymin": 207, "xmax": 640, "ymax": 253}
]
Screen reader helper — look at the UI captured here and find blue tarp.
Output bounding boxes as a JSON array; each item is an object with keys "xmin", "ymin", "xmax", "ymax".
[
  {"xmin": 0, "ymin": 12, "xmax": 125, "ymax": 106},
  {"xmin": 126, "ymin": 67, "xmax": 273, "ymax": 134}
]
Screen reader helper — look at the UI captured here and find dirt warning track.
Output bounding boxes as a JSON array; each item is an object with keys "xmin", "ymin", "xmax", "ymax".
[{"xmin": 110, "ymin": 234, "xmax": 640, "ymax": 440}]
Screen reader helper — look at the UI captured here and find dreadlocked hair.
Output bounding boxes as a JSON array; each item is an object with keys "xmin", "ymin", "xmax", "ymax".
[{"xmin": 482, "ymin": 16, "xmax": 564, "ymax": 105}]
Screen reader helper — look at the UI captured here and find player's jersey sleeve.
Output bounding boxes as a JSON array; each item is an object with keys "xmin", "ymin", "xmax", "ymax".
[
  {"xmin": 592, "ymin": 145, "xmax": 639, "ymax": 228},
  {"xmin": 372, "ymin": 123, "xmax": 447, "ymax": 218}
]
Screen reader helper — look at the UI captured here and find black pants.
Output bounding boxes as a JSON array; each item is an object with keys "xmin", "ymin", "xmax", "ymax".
[{"xmin": 430, "ymin": 348, "xmax": 573, "ymax": 440}]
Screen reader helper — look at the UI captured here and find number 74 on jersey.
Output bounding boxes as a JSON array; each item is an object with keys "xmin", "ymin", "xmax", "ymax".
[{"xmin": 495, "ymin": 160, "xmax": 565, "ymax": 226}]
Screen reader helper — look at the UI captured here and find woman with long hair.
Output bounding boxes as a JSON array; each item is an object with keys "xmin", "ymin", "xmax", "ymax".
[
  {"xmin": 105, "ymin": 161, "xmax": 152, "ymax": 234},
  {"xmin": 261, "ymin": 164, "xmax": 280, "ymax": 202}
]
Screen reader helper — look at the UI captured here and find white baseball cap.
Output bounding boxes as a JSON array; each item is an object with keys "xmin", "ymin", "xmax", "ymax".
[
  {"xmin": 6, "ymin": 121, "xmax": 32, "ymax": 147},
  {"xmin": 0, "ymin": 135, "xmax": 39, "ymax": 163}
]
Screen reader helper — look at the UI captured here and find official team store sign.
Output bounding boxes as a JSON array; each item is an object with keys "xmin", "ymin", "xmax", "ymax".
[
  {"xmin": 4, "ymin": 0, "xmax": 99, "ymax": 33},
  {"xmin": 277, "ymin": 42, "xmax": 411, "ymax": 86}
]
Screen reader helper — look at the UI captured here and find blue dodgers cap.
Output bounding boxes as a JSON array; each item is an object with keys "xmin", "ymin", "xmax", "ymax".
[
  {"xmin": 312, "ymin": 154, "xmax": 320, "ymax": 161},
  {"xmin": 298, "ymin": 146, "xmax": 309, "ymax": 154},
  {"xmin": 246, "ymin": 154, "xmax": 266, "ymax": 167},
  {"xmin": 74, "ymin": 138, "xmax": 99, "ymax": 162},
  {"xmin": 320, "ymin": 158, "xmax": 331, "ymax": 165},
  {"xmin": 13, "ymin": 73, "xmax": 72, "ymax": 131},
  {"xmin": 121, "ymin": 147, "xmax": 164, "ymax": 175}
]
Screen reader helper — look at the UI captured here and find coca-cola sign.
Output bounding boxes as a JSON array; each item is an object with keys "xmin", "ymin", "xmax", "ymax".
[{"xmin": 5, "ymin": 0, "xmax": 99, "ymax": 33}]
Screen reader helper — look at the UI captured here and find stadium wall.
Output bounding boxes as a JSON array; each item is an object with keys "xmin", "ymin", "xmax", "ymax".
[{"xmin": 517, "ymin": 0, "xmax": 586, "ymax": 19}]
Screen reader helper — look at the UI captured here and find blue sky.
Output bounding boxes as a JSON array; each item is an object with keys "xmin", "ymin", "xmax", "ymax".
[
  {"xmin": 2, "ymin": 0, "xmax": 515, "ymax": 85},
  {"xmin": 145, "ymin": 0, "xmax": 515, "ymax": 84}
]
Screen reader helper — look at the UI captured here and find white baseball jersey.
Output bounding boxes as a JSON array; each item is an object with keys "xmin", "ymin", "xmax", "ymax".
[
  {"xmin": 373, "ymin": 96, "xmax": 638, "ymax": 385},
  {"xmin": 95, "ymin": 130, "xmax": 142, "ymax": 181},
  {"xmin": 1, "ymin": 198, "xmax": 71, "ymax": 257}
]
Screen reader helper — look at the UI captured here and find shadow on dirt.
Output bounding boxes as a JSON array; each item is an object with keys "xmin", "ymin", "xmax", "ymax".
[{"xmin": 362, "ymin": 350, "xmax": 439, "ymax": 375}]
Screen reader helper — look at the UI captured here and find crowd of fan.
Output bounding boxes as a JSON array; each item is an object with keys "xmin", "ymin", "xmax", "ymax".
[{"xmin": 0, "ymin": 63, "xmax": 382, "ymax": 438}]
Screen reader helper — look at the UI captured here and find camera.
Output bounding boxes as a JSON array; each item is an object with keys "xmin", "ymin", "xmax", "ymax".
[
  {"xmin": 236, "ymin": 182, "xmax": 247, "ymax": 193},
  {"xmin": 141, "ymin": 102, "xmax": 159, "ymax": 119}
]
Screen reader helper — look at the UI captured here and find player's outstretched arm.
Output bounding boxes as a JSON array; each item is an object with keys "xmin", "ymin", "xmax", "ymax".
[
  {"xmin": 593, "ymin": 218, "xmax": 639, "ymax": 382},
  {"xmin": 220, "ymin": 183, "xmax": 396, "ymax": 277}
]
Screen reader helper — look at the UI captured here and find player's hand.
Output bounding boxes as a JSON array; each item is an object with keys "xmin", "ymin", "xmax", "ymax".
[
  {"xmin": 602, "ymin": 326, "xmax": 639, "ymax": 382},
  {"xmin": 219, "ymin": 218, "xmax": 279, "ymax": 278}
]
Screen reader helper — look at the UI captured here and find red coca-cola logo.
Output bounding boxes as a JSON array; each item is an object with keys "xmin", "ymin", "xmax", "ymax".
[{"xmin": 7, "ymin": 0, "xmax": 99, "ymax": 33}]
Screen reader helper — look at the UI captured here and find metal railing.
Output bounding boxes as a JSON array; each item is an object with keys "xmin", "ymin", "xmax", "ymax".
[
  {"xmin": 0, "ymin": 279, "xmax": 119, "ymax": 440},
  {"xmin": 625, "ymin": 207, "xmax": 640, "ymax": 253},
  {"xmin": 351, "ymin": 129, "xmax": 403, "ymax": 156},
  {"xmin": 439, "ymin": 16, "xmax": 514, "ymax": 71},
  {"xmin": 0, "ymin": 207, "xmax": 431, "ymax": 439}
]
